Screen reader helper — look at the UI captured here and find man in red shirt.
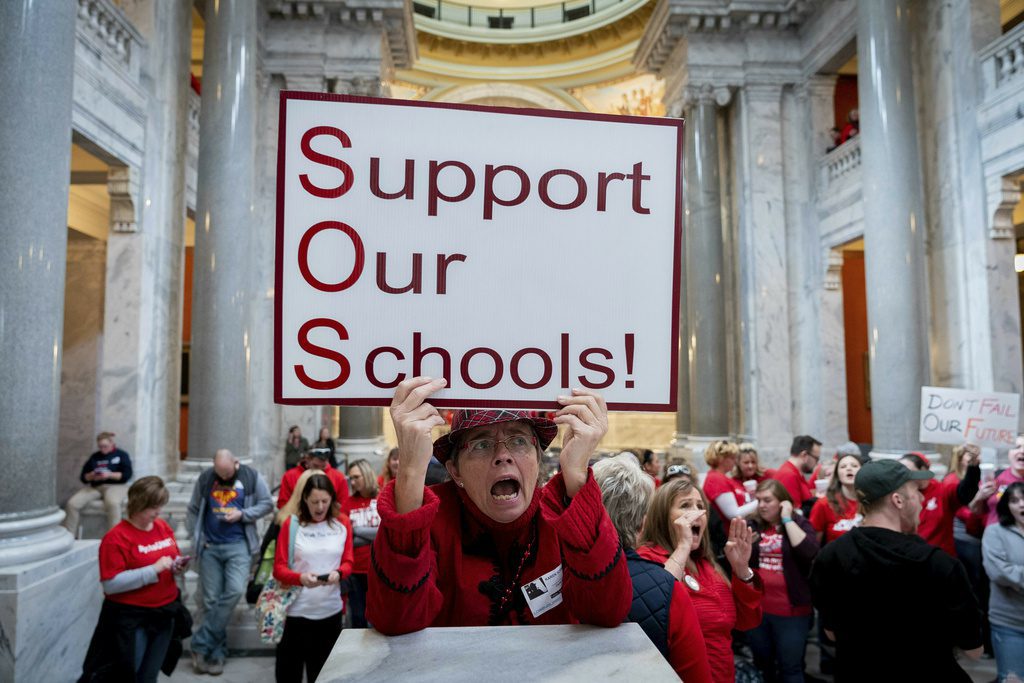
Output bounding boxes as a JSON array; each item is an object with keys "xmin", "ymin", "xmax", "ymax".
[
  {"xmin": 277, "ymin": 447, "xmax": 350, "ymax": 509},
  {"xmin": 773, "ymin": 435, "xmax": 821, "ymax": 516}
]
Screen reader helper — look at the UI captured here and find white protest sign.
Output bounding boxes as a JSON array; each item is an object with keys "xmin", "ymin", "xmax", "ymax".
[
  {"xmin": 919, "ymin": 386, "xmax": 1020, "ymax": 448},
  {"xmin": 275, "ymin": 94, "xmax": 682, "ymax": 410}
]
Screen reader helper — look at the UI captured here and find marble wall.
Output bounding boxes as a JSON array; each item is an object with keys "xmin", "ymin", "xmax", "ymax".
[
  {"xmin": 59, "ymin": 231, "xmax": 107, "ymax": 506},
  {"xmin": 0, "ymin": 542, "xmax": 102, "ymax": 683}
]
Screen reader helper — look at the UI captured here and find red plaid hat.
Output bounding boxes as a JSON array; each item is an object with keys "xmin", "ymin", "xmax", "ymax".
[{"xmin": 433, "ymin": 410, "xmax": 558, "ymax": 463}]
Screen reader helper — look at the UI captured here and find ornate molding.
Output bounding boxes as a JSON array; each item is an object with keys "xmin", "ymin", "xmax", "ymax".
[
  {"xmin": 635, "ymin": 0, "xmax": 819, "ymax": 74},
  {"xmin": 332, "ymin": 76, "xmax": 386, "ymax": 97},
  {"xmin": 824, "ymin": 248, "xmax": 844, "ymax": 291},
  {"xmin": 108, "ymin": 166, "xmax": 139, "ymax": 234},
  {"xmin": 682, "ymin": 83, "xmax": 732, "ymax": 109},
  {"xmin": 265, "ymin": 1, "xmax": 416, "ymax": 71},
  {"xmin": 987, "ymin": 174, "xmax": 1022, "ymax": 241}
]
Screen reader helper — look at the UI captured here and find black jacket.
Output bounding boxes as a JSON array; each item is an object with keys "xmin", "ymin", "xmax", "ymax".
[
  {"xmin": 625, "ymin": 548, "xmax": 672, "ymax": 659},
  {"xmin": 78, "ymin": 595, "xmax": 192, "ymax": 682},
  {"xmin": 809, "ymin": 526, "xmax": 981, "ymax": 683}
]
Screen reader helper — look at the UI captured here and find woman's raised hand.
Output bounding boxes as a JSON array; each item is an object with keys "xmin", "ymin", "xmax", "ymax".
[
  {"xmin": 554, "ymin": 389, "xmax": 609, "ymax": 498},
  {"xmin": 723, "ymin": 517, "xmax": 754, "ymax": 576},
  {"xmin": 390, "ymin": 376, "xmax": 447, "ymax": 513}
]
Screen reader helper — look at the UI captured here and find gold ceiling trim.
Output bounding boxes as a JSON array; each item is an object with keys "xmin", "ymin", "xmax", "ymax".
[{"xmin": 415, "ymin": 0, "xmax": 653, "ymax": 68}]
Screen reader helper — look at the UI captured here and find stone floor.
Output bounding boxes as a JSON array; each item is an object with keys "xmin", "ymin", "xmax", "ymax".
[{"xmin": 162, "ymin": 641, "xmax": 999, "ymax": 682}]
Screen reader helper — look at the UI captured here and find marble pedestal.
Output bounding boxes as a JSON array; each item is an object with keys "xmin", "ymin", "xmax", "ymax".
[
  {"xmin": 318, "ymin": 623, "xmax": 677, "ymax": 682},
  {"xmin": 0, "ymin": 541, "xmax": 103, "ymax": 682}
]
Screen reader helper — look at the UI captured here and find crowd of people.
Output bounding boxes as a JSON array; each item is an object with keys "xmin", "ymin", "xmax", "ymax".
[{"xmin": 68, "ymin": 392, "xmax": 1024, "ymax": 681}]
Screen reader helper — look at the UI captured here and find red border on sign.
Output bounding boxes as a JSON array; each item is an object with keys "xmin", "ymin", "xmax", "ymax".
[{"xmin": 275, "ymin": 92, "xmax": 683, "ymax": 412}]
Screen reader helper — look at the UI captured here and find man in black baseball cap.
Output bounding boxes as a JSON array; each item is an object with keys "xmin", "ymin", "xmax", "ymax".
[{"xmin": 810, "ymin": 458, "xmax": 982, "ymax": 682}]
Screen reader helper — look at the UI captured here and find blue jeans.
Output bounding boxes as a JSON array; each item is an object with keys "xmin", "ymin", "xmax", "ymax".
[
  {"xmin": 747, "ymin": 612, "xmax": 813, "ymax": 683},
  {"xmin": 133, "ymin": 619, "xmax": 173, "ymax": 683},
  {"xmin": 991, "ymin": 622, "xmax": 1024, "ymax": 682},
  {"xmin": 191, "ymin": 541, "xmax": 251, "ymax": 661}
]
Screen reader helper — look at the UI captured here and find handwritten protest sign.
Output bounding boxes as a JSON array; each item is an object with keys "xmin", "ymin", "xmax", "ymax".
[
  {"xmin": 919, "ymin": 386, "xmax": 1020, "ymax": 448},
  {"xmin": 275, "ymin": 94, "xmax": 683, "ymax": 409}
]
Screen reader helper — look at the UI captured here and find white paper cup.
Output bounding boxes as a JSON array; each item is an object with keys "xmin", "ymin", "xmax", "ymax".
[{"xmin": 815, "ymin": 478, "xmax": 830, "ymax": 495}]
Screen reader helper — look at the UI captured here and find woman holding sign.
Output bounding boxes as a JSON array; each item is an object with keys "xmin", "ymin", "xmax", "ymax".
[{"xmin": 366, "ymin": 377, "xmax": 631, "ymax": 634}]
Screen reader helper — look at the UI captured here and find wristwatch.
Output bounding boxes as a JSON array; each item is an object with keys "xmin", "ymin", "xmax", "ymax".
[{"xmin": 739, "ymin": 569, "xmax": 755, "ymax": 583}]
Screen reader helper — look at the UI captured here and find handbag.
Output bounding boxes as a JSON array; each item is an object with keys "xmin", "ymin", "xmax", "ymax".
[
  {"xmin": 246, "ymin": 521, "xmax": 280, "ymax": 604},
  {"xmin": 255, "ymin": 515, "xmax": 300, "ymax": 644}
]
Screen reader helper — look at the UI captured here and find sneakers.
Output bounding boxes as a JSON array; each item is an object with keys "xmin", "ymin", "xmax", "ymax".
[
  {"xmin": 192, "ymin": 651, "xmax": 210, "ymax": 674},
  {"xmin": 207, "ymin": 659, "xmax": 224, "ymax": 676}
]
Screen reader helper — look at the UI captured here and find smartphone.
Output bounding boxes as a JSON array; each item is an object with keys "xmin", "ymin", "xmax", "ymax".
[
  {"xmin": 316, "ymin": 573, "xmax": 331, "ymax": 582},
  {"xmin": 173, "ymin": 555, "xmax": 192, "ymax": 569}
]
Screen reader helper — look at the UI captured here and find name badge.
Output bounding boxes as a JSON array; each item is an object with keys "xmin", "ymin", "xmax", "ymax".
[{"xmin": 520, "ymin": 564, "xmax": 563, "ymax": 618}]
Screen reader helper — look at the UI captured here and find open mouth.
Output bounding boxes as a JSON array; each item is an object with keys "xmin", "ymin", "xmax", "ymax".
[
  {"xmin": 690, "ymin": 524, "xmax": 701, "ymax": 537},
  {"xmin": 490, "ymin": 477, "xmax": 521, "ymax": 502}
]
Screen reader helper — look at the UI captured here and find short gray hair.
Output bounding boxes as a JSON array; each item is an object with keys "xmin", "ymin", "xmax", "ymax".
[{"xmin": 592, "ymin": 453, "xmax": 654, "ymax": 549}]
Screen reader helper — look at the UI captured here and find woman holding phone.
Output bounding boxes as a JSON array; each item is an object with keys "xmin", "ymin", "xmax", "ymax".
[
  {"xmin": 80, "ymin": 476, "xmax": 190, "ymax": 682},
  {"xmin": 273, "ymin": 473, "xmax": 354, "ymax": 683}
]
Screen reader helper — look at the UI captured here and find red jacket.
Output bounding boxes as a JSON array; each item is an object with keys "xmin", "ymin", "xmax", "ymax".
[
  {"xmin": 637, "ymin": 544, "xmax": 762, "ymax": 683},
  {"xmin": 277, "ymin": 464, "xmax": 350, "ymax": 510},
  {"xmin": 366, "ymin": 471, "xmax": 632, "ymax": 635},
  {"xmin": 273, "ymin": 514, "xmax": 354, "ymax": 586}
]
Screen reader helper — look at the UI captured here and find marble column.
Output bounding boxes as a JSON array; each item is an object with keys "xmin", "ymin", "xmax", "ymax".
[
  {"xmin": 337, "ymin": 408, "xmax": 387, "ymax": 471},
  {"xmin": 683, "ymin": 86, "xmax": 730, "ymax": 444},
  {"xmin": 0, "ymin": 0, "xmax": 77, "ymax": 565},
  {"xmin": 857, "ymin": 0, "xmax": 931, "ymax": 456},
  {"xmin": 188, "ymin": 0, "xmax": 258, "ymax": 461},
  {"xmin": 99, "ymin": 0, "xmax": 192, "ymax": 481}
]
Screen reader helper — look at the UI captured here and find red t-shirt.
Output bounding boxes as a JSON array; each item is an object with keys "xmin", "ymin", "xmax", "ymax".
[
  {"xmin": 916, "ymin": 477, "xmax": 961, "ymax": 556},
  {"xmin": 774, "ymin": 460, "xmax": 812, "ymax": 508},
  {"xmin": 99, "ymin": 519, "xmax": 180, "ymax": 608},
  {"xmin": 755, "ymin": 528, "xmax": 811, "ymax": 617},
  {"xmin": 703, "ymin": 470, "xmax": 748, "ymax": 521},
  {"xmin": 341, "ymin": 494, "xmax": 380, "ymax": 574},
  {"xmin": 810, "ymin": 495, "xmax": 861, "ymax": 544}
]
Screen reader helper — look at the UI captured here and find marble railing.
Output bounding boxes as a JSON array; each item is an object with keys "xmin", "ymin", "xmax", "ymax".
[
  {"xmin": 820, "ymin": 136, "xmax": 861, "ymax": 191},
  {"xmin": 980, "ymin": 21, "xmax": 1024, "ymax": 98},
  {"xmin": 76, "ymin": 0, "xmax": 144, "ymax": 81}
]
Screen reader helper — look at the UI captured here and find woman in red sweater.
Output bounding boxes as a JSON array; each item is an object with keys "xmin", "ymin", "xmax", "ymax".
[
  {"xmin": 639, "ymin": 477, "xmax": 762, "ymax": 683},
  {"xmin": 80, "ymin": 476, "xmax": 189, "ymax": 682},
  {"xmin": 593, "ymin": 454, "xmax": 712, "ymax": 682},
  {"xmin": 747, "ymin": 480, "xmax": 820, "ymax": 683},
  {"xmin": 366, "ymin": 377, "xmax": 631, "ymax": 634},
  {"xmin": 340, "ymin": 458, "xmax": 381, "ymax": 628},
  {"xmin": 273, "ymin": 474, "xmax": 354, "ymax": 683}
]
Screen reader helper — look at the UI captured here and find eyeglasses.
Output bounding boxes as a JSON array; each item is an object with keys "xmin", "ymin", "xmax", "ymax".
[
  {"xmin": 665, "ymin": 464, "xmax": 692, "ymax": 478},
  {"xmin": 460, "ymin": 435, "xmax": 537, "ymax": 457}
]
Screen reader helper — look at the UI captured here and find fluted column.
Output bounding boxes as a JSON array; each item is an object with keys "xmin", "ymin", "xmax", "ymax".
[
  {"xmin": 684, "ymin": 85, "xmax": 731, "ymax": 440},
  {"xmin": 857, "ymin": 0, "xmax": 931, "ymax": 457},
  {"xmin": 188, "ymin": 0, "xmax": 258, "ymax": 460},
  {"xmin": 337, "ymin": 408, "xmax": 387, "ymax": 471},
  {"xmin": 0, "ymin": 0, "xmax": 77, "ymax": 564}
]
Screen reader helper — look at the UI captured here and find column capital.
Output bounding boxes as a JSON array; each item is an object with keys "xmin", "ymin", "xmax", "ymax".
[{"xmin": 682, "ymin": 83, "xmax": 733, "ymax": 110}]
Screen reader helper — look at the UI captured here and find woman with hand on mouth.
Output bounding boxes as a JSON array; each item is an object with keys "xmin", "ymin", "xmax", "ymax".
[
  {"xmin": 638, "ymin": 478, "xmax": 762, "ymax": 683},
  {"xmin": 982, "ymin": 435, "xmax": 1024, "ymax": 527},
  {"xmin": 366, "ymin": 376, "xmax": 631, "ymax": 634}
]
